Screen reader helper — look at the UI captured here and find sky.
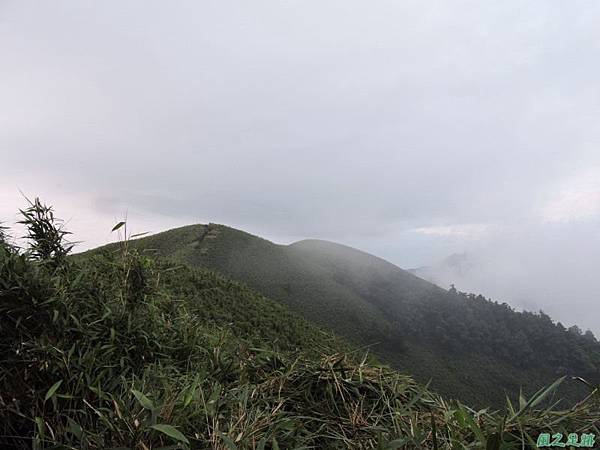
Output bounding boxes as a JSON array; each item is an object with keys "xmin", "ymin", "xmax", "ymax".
[{"xmin": 2, "ymin": 1, "xmax": 600, "ymax": 332}]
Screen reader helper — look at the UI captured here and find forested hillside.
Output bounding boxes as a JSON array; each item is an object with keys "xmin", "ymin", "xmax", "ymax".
[
  {"xmin": 4, "ymin": 200, "xmax": 600, "ymax": 449},
  {"xmin": 93, "ymin": 223, "xmax": 600, "ymax": 407}
]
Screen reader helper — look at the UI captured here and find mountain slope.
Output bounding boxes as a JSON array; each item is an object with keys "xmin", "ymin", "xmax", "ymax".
[{"xmin": 84, "ymin": 223, "xmax": 600, "ymax": 407}]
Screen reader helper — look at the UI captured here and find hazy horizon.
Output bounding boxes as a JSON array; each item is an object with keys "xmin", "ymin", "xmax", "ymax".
[{"xmin": 2, "ymin": 1, "xmax": 600, "ymax": 333}]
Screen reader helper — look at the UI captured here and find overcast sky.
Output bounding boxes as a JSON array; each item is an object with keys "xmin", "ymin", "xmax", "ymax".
[{"xmin": 2, "ymin": 1, "xmax": 600, "ymax": 332}]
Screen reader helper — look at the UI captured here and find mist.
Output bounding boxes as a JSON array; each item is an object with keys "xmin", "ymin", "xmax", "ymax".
[
  {"xmin": 2, "ymin": 1, "xmax": 600, "ymax": 333},
  {"xmin": 410, "ymin": 218, "xmax": 600, "ymax": 334}
]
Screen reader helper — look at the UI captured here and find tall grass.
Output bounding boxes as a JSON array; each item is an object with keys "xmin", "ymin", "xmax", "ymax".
[{"xmin": 1, "ymin": 199, "xmax": 599, "ymax": 449}]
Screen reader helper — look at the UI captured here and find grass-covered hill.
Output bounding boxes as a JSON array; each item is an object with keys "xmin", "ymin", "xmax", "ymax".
[
  {"xmin": 3, "ymin": 199, "xmax": 600, "ymax": 449},
  {"xmin": 90, "ymin": 223, "xmax": 600, "ymax": 408},
  {"xmin": 83, "ymin": 224, "xmax": 443, "ymax": 348}
]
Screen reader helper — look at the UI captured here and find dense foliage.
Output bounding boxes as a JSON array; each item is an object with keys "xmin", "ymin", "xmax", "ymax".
[
  {"xmin": 95, "ymin": 224, "xmax": 600, "ymax": 408},
  {"xmin": 3, "ymin": 200, "xmax": 600, "ymax": 449}
]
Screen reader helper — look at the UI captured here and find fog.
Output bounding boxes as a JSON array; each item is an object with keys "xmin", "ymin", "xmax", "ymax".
[{"xmin": 2, "ymin": 1, "xmax": 600, "ymax": 332}]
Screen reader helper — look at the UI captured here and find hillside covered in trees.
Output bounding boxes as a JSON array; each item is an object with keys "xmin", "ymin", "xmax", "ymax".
[
  {"xmin": 3, "ymin": 199, "xmax": 600, "ymax": 449},
  {"xmin": 91, "ymin": 223, "xmax": 600, "ymax": 408}
]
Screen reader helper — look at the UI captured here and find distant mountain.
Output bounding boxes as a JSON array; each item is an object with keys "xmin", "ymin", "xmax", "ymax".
[
  {"xmin": 409, "ymin": 252, "xmax": 475, "ymax": 288},
  {"xmin": 84, "ymin": 224, "xmax": 600, "ymax": 407}
]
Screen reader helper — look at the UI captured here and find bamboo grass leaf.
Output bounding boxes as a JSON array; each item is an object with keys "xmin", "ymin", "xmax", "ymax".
[
  {"xmin": 150, "ymin": 424, "xmax": 190, "ymax": 444},
  {"xmin": 44, "ymin": 380, "xmax": 63, "ymax": 402}
]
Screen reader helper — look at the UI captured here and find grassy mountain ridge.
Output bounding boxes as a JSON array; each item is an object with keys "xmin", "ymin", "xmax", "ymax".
[
  {"xmin": 83, "ymin": 224, "xmax": 441, "ymax": 347},
  {"xmin": 87, "ymin": 223, "xmax": 600, "ymax": 408},
  {"xmin": 4, "ymin": 200, "xmax": 600, "ymax": 448}
]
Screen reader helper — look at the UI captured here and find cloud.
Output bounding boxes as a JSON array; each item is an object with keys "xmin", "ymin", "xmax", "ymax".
[
  {"xmin": 2, "ymin": 0, "xmax": 600, "ymax": 332},
  {"xmin": 411, "ymin": 223, "xmax": 494, "ymax": 239},
  {"xmin": 542, "ymin": 167, "xmax": 600, "ymax": 223}
]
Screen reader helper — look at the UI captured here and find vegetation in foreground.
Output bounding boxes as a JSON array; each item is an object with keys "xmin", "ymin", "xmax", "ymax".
[{"xmin": 2, "ymin": 199, "xmax": 600, "ymax": 449}]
